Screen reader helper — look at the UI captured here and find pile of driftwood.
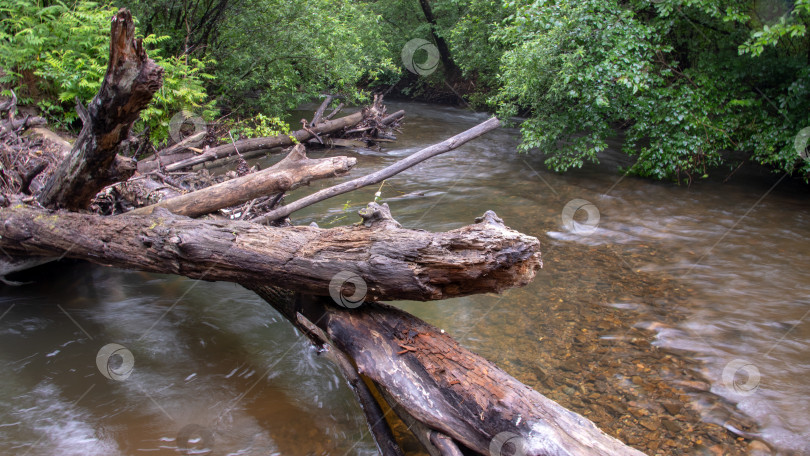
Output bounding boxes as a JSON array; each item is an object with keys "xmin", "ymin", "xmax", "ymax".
[
  {"xmin": 0, "ymin": 9, "xmax": 646, "ymax": 455},
  {"xmin": 0, "ymin": 91, "xmax": 56, "ymax": 205}
]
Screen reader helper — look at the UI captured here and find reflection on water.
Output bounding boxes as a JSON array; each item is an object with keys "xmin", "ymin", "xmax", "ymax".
[
  {"xmin": 1, "ymin": 101, "xmax": 809, "ymax": 455},
  {"xmin": 0, "ymin": 263, "xmax": 378, "ymax": 455}
]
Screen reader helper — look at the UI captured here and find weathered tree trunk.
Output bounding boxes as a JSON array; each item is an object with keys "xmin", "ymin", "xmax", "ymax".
[
  {"xmin": 310, "ymin": 95, "xmax": 334, "ymax": 126},
  {"xmin": 0, "ymin": 204, "xmax": 540, "ymax": 302},
  {"xmin": 154, "ymin": 104, "xmax": 403, "ymax": 173},
  {"xmin": 292, "ymin": 306, "xmax": 405, "ymax": 456},
  {"xmin": 249, "ymin": 284, "xmax": 647, "ymax": 456},
  {"xmin": 125, "ymin": 144, "xmax": 355, "ymax": 217},
  {"xmin": 417, "ymin": 0, "xmax": 458, "ymax": 78},
  {"xmin": 136, "ymin": 150, "xmax": 196, "ymax": 174},
  {"xmin": 381, "ymin": 110, "xmax": 405, "ymax": 126},
  {"xmin": 38, "ymin": 9, "xmax": 163, "ymax": 210},
  {"xmin": 163, "ymin": 110, "xmax": 366, "ymax": 172}
]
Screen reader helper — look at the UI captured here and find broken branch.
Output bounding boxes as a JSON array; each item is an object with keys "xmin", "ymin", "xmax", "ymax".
[
  {"xmin": 38, "ymin": 9, "xmax": 164, "ymax": 210},
  {"xmin": 164, "ymin": 111, "xmax": 365, "ymax": 172},
  {"xmin": 125, "ymin": 144, "xmax": 356, "ymax": 217},
  {"xmin": 254, "ymin": 116, "xmax": 500, "ymax": 224}
]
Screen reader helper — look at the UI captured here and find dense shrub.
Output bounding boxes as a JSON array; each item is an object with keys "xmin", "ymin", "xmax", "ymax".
[{"xmin": 0, "ymin": 0, "xmax": 214, "ymax": 142}]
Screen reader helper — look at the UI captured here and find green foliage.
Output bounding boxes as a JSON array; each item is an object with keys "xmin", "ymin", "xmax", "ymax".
[
  {"xmin": 140, "ymin": 48, "xmax": 216, "ymax": 142},
  {"xmin": 209, "ymin": 0, "xmax": 397, "ymax": 117},
  {"xmin": 3, "ymin": 0, "xmax": 807, "ymax": 181},
  {"xmin": 230, "ymin": 113, "xmax": 291, "ymax": 140},
  {"xmin": 447, "ymin": 0, "xmax": 512, "ymax": 93},
  {"xmin": 471, "ymin": 0, "xmax": 810, "ymax": 181},
  {"xmin": 367, "ymin": 0, "xmax": 479, "ymax": 96},
  {"xmin": 0, "ymin": 0, "xmax": 214, "ymax": 142},
  {"xmin": 493, "ymin": 0, "xmax": 661, "ymax": 172}
]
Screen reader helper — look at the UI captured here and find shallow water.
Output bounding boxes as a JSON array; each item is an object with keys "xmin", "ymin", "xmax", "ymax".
[{"xmin": 1, "ymin": 101, "xmax": 809, "ymax": 455}]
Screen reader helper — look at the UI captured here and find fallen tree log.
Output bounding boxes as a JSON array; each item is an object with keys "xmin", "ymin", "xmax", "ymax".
[
  {"xmin": 381, "ymin": 110, "xmax": 405, "ymax": 126},
  {"xmin": 249, "ymin": 282, "xmax": 647, "ymax": 456},
  {"xmin": 125, "ymin": 144, "xmax": 355, "ymax": 217},
  {"xmin": 135, "ymin": 130, "xmax": 206, "ymax": 173},
  {"xmin": 38, "ymin": 9, "xmax": 163, "ymax": 210},
  {"xmin": 310, "ymin": 95, "xmax": 334, "ymax": 126},
  {"xmin": 158, "ymin": 130, "xmax": 206, "ymax": 156},
  {"xmin": 136, "ymin": 150, "xmax": 195, "ymax": 174},
  {"xmin": 159, "ymin": 105, "xmax": 403, "ymax": 173},
  {"xmin": 0, "ymin": 203, "xmax": 540, "ymax": 302},
  {"xmin": 163, "ymin": 110, "xmax": 366, "ymax": 172},
  {"xmin": 307, "ymin": 109, "xmax": 405, "ymax": 147},
  {"xmin": 294, "ymin": 307, "xmax": 405, "ymax": 456}
]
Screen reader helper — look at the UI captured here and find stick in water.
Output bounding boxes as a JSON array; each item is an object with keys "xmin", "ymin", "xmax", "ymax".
[{"xmin": 254, "ymin": 116, "xmax": 501, "ymax": 224}]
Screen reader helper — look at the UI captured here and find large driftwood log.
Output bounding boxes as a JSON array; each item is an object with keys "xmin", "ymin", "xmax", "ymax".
[
  {"xmin": 251, "ymin": 286, "xmax": 646, "ymax": 456},
  {"xmin": 294, "ymin": 309, "xmax": 405, "ymax": 456},
  {"xmin": 0, "ymin": 204, "xmax": 540, "ymax": 301},
  {"xmin": 38, "ymin": 9, "xmax": 163, "ymax": 210},
  {"xmin": 125, "ymin": 145, "xmax": 356, "ymax": 217}
]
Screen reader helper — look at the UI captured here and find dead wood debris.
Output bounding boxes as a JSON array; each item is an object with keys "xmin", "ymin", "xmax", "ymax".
[
  {"xmin": 0, "ymin": 98, "xmax": 63, "ymax": 206},
  {"xmin": 308, "ymin": 93, "xmax": 403, "ymax": 151}
]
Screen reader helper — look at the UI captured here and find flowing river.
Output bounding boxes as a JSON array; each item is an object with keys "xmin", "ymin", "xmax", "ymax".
[{"xmin": 1, "ymin": 101, "xmax": 808, "ymax": 455}]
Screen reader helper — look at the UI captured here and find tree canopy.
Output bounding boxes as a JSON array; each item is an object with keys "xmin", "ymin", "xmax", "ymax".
[{"xmin": 1, "ymin": 0, "xmax": 808, "ymax": 182}]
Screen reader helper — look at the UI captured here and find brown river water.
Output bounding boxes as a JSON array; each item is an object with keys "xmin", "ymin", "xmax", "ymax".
[{"xmin": 1, "ymin": 101, "xmax": 809, "ymax": 455}]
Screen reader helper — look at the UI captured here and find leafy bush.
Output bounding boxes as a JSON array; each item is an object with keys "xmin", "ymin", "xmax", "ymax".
[
  {"xmin": 480, "ymin": 0, "xmax": 810, "ymax": 181},
  {"xmin": 493, "ymin": 0, "xmax": 661, "ymax": 172},
  {"xmin": 208, "ymin": 0, "xmax": 397, "ymax": 116},
  {"xmin": 0, "ymin": 0, "xmax": 214, "ymax": 142},
  {"xmin": 3, "ymin": 0, "xmax": 807, "ymax": 181},
  {"xmin": 229, "ymin": 113, "xmax": 291, "ymax": 141}
]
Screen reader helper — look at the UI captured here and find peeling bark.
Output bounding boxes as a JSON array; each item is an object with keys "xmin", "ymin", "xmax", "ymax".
[
  {"xmin": 249, "ymin": 288, "xmax": 646, "ymax": 456},
  {"xmin": 125, "ymin": 144, "xmax": 356, "ymax": 217},
  {"xmin": 0, "ymin": 204, "xmax": 541, "ymax": 302},
  {"xmin": 38, "ymin": 9, "xmax": 164, "ymax": 210}
]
